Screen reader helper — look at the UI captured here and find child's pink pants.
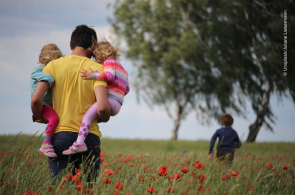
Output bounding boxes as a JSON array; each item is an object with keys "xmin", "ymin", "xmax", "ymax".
[{"xmin": 41, "ymin": 105, "xmax": 59, "ymax": 145}]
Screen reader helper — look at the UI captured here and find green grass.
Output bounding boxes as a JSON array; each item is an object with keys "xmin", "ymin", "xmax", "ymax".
[{"xmin": 0, "ymin": 134, "xmax": 294, "ymax": 194}]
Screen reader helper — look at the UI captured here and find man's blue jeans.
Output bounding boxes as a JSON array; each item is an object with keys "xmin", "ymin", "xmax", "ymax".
[{"xmin": 48, "ymin": 131, "xmax": 101, "ymax": 181}]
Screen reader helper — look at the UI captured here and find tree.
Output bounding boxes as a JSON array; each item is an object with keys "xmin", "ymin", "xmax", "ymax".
[{"xmin": 109, "ymin": 0, "xmax": 295, "ymax": 141}]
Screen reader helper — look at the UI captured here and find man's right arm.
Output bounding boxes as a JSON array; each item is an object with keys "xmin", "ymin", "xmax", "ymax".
[{"xmin": 94, "ymin": 85, "xmax": 111, "ymax": 122}]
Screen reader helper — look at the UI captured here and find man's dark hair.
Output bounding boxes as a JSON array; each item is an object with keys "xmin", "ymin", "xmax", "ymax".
[{"xmin": 70, "ymin": 24, "xmax": 97, "ymax": 50}]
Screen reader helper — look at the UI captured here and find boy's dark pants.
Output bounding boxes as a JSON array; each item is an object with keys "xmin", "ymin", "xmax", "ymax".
[
  {"xmin": 48, "ymin": 131, "xmax": 101, "ymax": 182},
  {"xmin": 217, "ymin": 149, "xmax": 234, "ymax": 164}
]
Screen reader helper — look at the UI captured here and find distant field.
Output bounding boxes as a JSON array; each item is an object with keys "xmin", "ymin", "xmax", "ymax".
[{"xmin": 0, "ymin": 134, "xmax": 294, "ymax": 194}]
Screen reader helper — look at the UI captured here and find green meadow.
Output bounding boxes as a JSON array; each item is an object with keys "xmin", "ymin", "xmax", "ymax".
[{"xmin": 0, "ymin": 134, "xmax": 294, "ymax": 194}]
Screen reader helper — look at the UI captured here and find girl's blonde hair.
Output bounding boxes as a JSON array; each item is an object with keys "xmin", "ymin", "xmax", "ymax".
[
  {"xmin": 92, "ymin": 40, "xmax": 120, "ymax": 64},
  {"xmin": 39, "ymin": 43, "xmax": 63, "ymax": 65}
]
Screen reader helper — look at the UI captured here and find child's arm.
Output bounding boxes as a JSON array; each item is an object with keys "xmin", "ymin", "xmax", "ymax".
[
  {"xmin": 209, "ymin": 130, "xmax": 219, "ymax": 155},
  {"xmin": 125, "ymin": 81, "xmax": 130, "ymax": 95},
  {"xmin": 80, "ymin": 62, "xmax": 116, "ymax": 82},
  {"xmin": 31, "ymin": 71, "xmax": 54, "ymax": 85}
]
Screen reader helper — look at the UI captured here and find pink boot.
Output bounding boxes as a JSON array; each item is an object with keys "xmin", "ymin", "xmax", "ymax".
[
  {"xmin": 63, "ymin": 142, "xmax": 88, "ymax": 155},
  {"xmin": 39, "ymin": 144, "xmax": 57, "ymax": 157}
]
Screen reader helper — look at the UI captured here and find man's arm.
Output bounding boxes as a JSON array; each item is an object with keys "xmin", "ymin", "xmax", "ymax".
[
  {"xmin": 94, "ymin": 85, "xmax": 111, "ymax": 122},
  {"xmin": 31, "ymin": 81, "xmax": 50, "ymax": 120}
]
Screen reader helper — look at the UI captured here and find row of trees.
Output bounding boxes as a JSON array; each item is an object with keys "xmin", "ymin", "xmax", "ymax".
[{"xmin": 109, "ymin": 0, "xmax": 294, "ymax": 141}]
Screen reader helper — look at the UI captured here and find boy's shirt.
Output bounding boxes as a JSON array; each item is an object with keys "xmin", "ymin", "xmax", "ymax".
[
  {"xmin": 209, "ymin": 126, "xmax": 241, "ymax": 154},
  {"xmin": 42, "ymin": 55, "xmax": 107, "ymax": 137},
  {"xmin": 31, "ymin": 65, "xmax": 54, "ymax": 106}
]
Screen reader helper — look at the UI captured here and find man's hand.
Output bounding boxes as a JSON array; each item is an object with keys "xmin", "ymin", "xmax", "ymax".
[{"xmin": 80, "ymin": 68, "xmax": 95, "ymax": 80}]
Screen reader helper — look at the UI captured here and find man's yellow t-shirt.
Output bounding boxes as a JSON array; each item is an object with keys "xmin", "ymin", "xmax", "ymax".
[{"xmin": 42, "ymin": 55, "xmax": 107, "ymax": 137}]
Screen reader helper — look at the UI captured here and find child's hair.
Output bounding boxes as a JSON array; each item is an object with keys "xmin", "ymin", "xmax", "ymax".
[
  {"xmin": 39, "ymin": 43, "xmax": 63, "ymax": 65},
  {"xmin": 71, "ymin": 24, "xmax": 97, "ymax": 50},
  {"xmin": 92, "ymin": 39, "xmax": 120, "ymax": 64},
  {"xmin": 220, "ymin": 113, "xmax": 234, "ymax": 126}
]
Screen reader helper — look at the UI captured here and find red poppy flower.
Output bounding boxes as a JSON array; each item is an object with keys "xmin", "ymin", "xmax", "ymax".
[
  {"xmin": 102, "ymin": 178, "xmax": 111, "ymax": 184},
  {"xmin": 172, "ymin": 173, "xmax": 182, "ymax": 181},
  {"xmin": 158, "ymin": 166, "xmax": 168, "ymax": 176},
  {"xmin": 130, "ymin": 164, "xmax": 133, "ymax": 167},
  {"xmin": 75, "ymin": 184, "xmax": 83, "ymax": 191},
  {"xmin": 222, "ymin": 174, "xmax": 230, "ymax": 181},
  {"xmin": 187, "ymin": 180, "xmax": 193, "ymax": 186},
  {"xmin": 147, "ymin": 186, "xmax": 154, "ymax": 194},
  {"xmin": 103, "ymin": 169, "xmax": 114, "ymax": 176},
  {"xmin": 115, "ymin": 182, "xmax": 124, "ymax": 191},
  {"xmin": 168, "ymin": 187, "xmax": 176, "ymax": 193},
  {"xmin": 100, "ymin": 152, "xmax": 106, "ymax": 157},
  {"xmin": 282, "ymin": 164, "xmax": 288, "ymax": 170},
  {"xmin": 231, "ymin": 171, "xmax": 239, "ymax": 177},
  {"xmin": 195, "ymin": 160, "xmax": 199, "ymax": 163},
  {"xmin": 26, "ymin": 190, "xmax": 34, "ymax": 195},
  {"xmin": 101, "ymin": 158, "xmax": 104, "ymax": 163},
  {"xmin": 196, "ymin": 163, "xmax": 202, "ymax": 170},
  {"xmin": 267, "ymin": 163, "xmax": 273, "ymax": 169},
  {"xmin": 198, "ymin": 185, "xmax": 204, "ymax": 191},
  {"xmin": 181, "ymin": 167, "xmax": 189, "ymax": 173}
]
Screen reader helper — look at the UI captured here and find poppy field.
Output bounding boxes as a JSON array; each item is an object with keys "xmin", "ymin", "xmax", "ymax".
[{"xmin": 0, "ymin": 134, "xmax": 294, "ymax": 195}]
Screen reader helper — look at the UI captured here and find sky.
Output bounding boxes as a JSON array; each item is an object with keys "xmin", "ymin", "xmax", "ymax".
[{"xmin": 0, "ymin": 0, "xmax": 294, "ymax": 142}]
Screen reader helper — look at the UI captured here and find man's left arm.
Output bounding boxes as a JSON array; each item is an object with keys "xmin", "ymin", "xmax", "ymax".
[{"xmin": 31, "ymin": 81, "xmax": 50, "ymax": 120}]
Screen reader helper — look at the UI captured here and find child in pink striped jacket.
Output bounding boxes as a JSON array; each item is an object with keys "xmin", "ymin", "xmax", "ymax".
[{"xmin": 63, "ymin": 40, "xmax": 129, "ymax": 155}]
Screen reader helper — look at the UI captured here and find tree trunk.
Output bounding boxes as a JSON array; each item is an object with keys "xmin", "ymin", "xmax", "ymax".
[
  {"xmin": 246, "ymin": 81, "xmax": 271, "ymax": 142},
  {"xmin": 171, "ymin": 105, "xmax": 182, "ymax": 140},
  {"xmin": 171, "ymin": 115, "xmax": 181, "ymax": 140}
]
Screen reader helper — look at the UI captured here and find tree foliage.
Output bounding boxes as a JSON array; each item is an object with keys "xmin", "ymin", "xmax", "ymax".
[{"xmin": 109, "ymin": 0, "xmax": 295, "ymax": 140}]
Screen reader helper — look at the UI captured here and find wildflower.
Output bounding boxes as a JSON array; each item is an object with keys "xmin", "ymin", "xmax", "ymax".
[
  {"xmin": 115, "ymin": 182, "xmax": 124, "ymax": 191},
  {"xmin": 101, "ymin": 158, "xmax": 104, "ymax": 163},
  {"xmin": 195, "ymin": 174, "xmax": 206, "ymax": 183},
  {"xmin": 26, "ymin": 190, "xmax": 34, "ymax": 195},
  {"xmin": 150, "ymin": 176, "xmax": 156, "ymax": 181},
  {"xmin": 103, "ymin": 169, "xmax": 114, "ymax": 176},
  {"xmin": 102, "ymin": 178, "xmax": 111, "ymax": 184},
  {"xmin": 196, "ymin": 160, "xmax": 199, "ymax": 163},
  {"xmin": 172, "ymin": 173, "xmax": 182, "ymax": 181},
  {"xmin": 196, "ymin": 163, "xmax": 202, "ymax": 170},
  {"xmin": 168, "ymin": 187, "xmax": 176, "ymax": 193},
  {"xmin": 198, "ymin": 185, "xmax": 204, "ymax": 191},
  {"xmin": 282, "ymin": 164, "xmax": 288, "ymax": 170},
  {"xmin": 222, "ymin": 174, "xmax": 230, "ymax": 181},
  {"xmin": 231, "ymin": 171, "xmax": 239, "ymax": 177},
  {"xmin": 216, "ymin": 158, "xmax": 220, "ymax": 162},
  {"xmin": 1, "ymin": 152, "xmax": 5, "ymax": 158},
  {"xmin": 75, "ymin": 184, "xmax": 83, "ymax": 191},
  {"xmin": 181, "ymin": 167, "xmax": 189, "ymax": 173},
  {"xmin": 130, "ymin": 163, "xmax": 133, "ymax": 167},
  {"xmin": 118, "ymin": 153, "xmax": 122, "ymax": 156},
  {"xmin": 186, "ymin": 160, "xmax": 190, "ymax": 164},
  {"xmin": 158, "ymin": 166, "xmax": 168, "ymax": 176},
  {"xmin": 187, "ymin": 180, "xmax": 193, "ymax": 186},
  {"xmin": 100, "ymin": 152, "xmax": 106, "ymax": 157},
  {"xmin": 147, "ymin": 186, "xmax": 154, "ymax": 194},
  {"xmin": 267, "ymin": 163, "xmax": 273, "ymax": 169}
]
